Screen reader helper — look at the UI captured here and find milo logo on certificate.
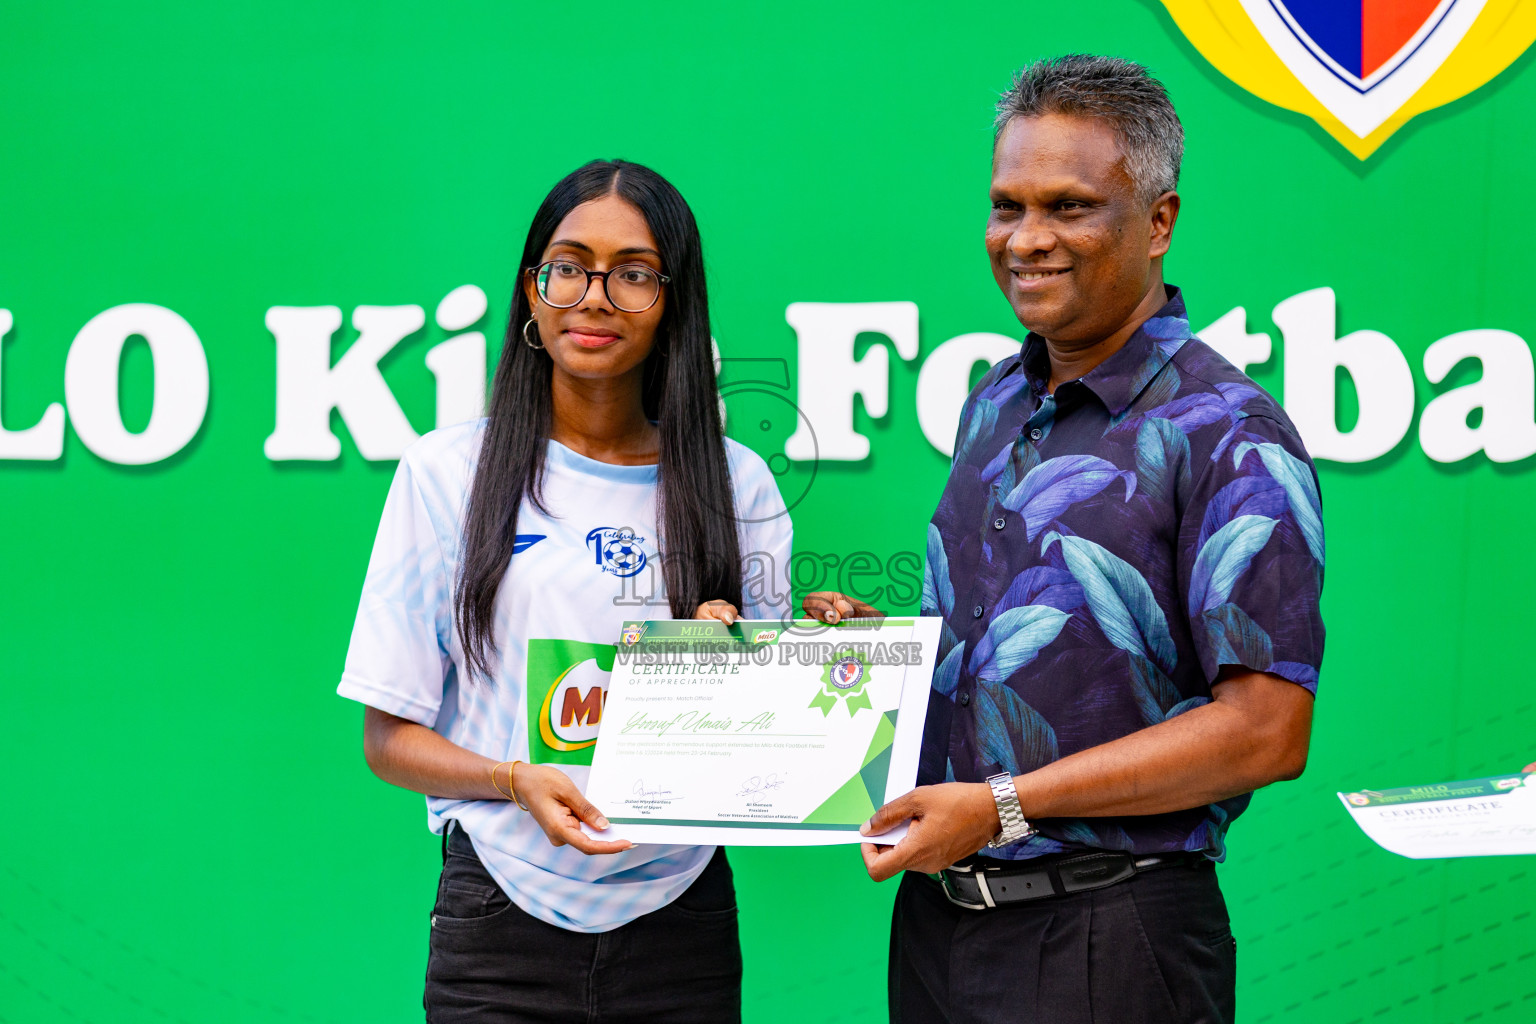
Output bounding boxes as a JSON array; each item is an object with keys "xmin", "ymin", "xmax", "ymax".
[{"xmin": 525, "ymin": 639, "xmax": 618, "ymax": 766}]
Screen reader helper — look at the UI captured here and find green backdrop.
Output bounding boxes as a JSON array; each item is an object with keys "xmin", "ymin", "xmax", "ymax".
[{"xmin": 4, "ymin": 2, "xmax": 1535, "ymax": 1022}]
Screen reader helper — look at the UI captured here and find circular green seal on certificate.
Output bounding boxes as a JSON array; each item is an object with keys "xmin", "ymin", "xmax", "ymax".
[{"xmin": 812, "ymin": 649, "xmax": 874, "ymax": 716}]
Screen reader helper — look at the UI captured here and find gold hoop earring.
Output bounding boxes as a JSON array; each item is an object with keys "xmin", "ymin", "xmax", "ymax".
[{"xmin": 523, "ymin": 317, "xmax": 545, "ymax": 350}]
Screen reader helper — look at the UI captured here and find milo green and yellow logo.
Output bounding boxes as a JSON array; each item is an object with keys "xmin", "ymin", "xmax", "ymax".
[
  {"xmin": 525, "ymin": 639, "xmax": 616, "ymax": 766},
  {"xmin": 812, "ymin": 649, "xmax": 873, "ymax": 716}
]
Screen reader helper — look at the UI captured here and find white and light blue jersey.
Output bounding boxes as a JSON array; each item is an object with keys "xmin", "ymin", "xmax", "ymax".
[{"xmin": 338, "ymin": 421, "xmax": 793, "ymax": 933}]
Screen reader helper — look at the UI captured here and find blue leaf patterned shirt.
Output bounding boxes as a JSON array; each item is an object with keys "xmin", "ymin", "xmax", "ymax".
[{"xmin": 920, "ymin": 287, "xmax": 1325, "ymax": 862}]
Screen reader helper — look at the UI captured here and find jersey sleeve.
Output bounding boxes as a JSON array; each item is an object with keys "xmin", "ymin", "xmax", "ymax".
[
  {"xmin": 337, "ymin": 456, "xmax": 455, "ymax": 725},
  {"xmin": 729, "ymin": 443, "xmax": 795, "ymax": 623},
  {"xmin": 1177, "ymin": 413, "xmax": 1326, "ymax": 692}
]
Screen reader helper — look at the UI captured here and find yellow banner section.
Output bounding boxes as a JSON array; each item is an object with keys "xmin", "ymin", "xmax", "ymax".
[{"xmin": 1160, "ymin": 0, "xmax": 1536, "ymax": 158}]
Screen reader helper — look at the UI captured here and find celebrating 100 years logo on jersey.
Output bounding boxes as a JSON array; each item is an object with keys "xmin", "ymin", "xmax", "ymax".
[
  {"xmin": 1160, "ymin": 0, "xmax": 1536, "ymax": 158},
  {"xmin": 585, "ymin": 527, "xmax": 649, "ymax": 578}
]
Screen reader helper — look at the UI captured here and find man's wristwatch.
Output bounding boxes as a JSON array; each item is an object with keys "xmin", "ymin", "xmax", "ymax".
[{"xmin": 985, "ymin": 772, "xmax": 1038, "ymax": 848}]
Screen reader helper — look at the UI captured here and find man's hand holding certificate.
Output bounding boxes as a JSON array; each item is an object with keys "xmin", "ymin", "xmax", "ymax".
[{"xmin": 582, "ymin": 618, "xmax": 941, "ymax": 846}]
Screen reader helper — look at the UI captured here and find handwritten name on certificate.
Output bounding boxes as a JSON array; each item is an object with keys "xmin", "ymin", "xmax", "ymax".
[{"xmin": 582, "ymin": 618, "xmax": 941, "ymax": 847}]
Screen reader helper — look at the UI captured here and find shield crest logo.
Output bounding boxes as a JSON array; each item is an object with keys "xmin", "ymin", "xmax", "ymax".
[
  {"xmin": 1161, "ymin": 0, "xmax": 1536, "ymax": 158},
  {"xmin": 830, "ymin": 657, "xmax": 864, "ymax": 690}
]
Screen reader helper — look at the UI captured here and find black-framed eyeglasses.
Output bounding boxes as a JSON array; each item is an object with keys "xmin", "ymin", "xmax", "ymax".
[{"xmin": 527, "ymin": 259, "xmax": 670, "ymax": 313}]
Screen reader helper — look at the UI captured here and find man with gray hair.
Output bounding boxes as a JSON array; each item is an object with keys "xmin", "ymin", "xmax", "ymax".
[{"xmin": 806, "ymin": 55, "xmax": 1324, "ymax": 1022}]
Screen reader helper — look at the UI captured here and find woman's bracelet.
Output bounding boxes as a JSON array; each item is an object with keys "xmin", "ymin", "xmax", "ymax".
[
  {"xmin": 490, "ymin": 760, "xmax": 530, "ymax": 810},
  {"xmin": 509, "ymin": 760, "xmax": 530, "ymax": 810},
  {"xmin": 491, "ymin": 761, "xmax": 516, "ymax": 801}
]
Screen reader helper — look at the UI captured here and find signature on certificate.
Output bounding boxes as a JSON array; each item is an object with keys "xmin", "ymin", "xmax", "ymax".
[
  {"xmin": 632, "ymin": 779, "xmax": 674, "ymax": 799},
  {"xmin": 736, "ymin": 773, "xmax": 787, "ymax": 798}
]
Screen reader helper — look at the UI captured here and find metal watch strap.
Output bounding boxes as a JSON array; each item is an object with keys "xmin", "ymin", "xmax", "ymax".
[{"xmin": 986, "ymin": 772, "xmax": 1037, "ymax": 848}]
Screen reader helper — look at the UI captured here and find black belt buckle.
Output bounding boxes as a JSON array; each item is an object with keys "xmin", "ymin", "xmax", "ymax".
[
  {"xmin": 933, "ymin": 865, "xmax": 983, "ymax": 914},
  {"xmin": 935, "ymin": 863, "xmax": 989, "ymax": 910}
]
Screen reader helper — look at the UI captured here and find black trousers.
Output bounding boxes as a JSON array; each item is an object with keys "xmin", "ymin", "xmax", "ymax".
[
  {"xmin": 890, "ymin": 860, "xmax": 1236, "ymax": 1024},
  {"xmin": 424, "ymin": 826, "xmax": 742, "ymax": 1024}
]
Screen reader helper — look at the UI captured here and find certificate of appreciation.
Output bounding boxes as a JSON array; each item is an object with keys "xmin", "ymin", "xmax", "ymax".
[{"xmin": 582, "ymin": 617, "xmax": 941, "ymax": 846}]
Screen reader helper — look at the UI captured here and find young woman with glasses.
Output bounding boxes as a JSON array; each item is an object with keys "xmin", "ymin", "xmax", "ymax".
[{"xmin": 339, "ymin": 159, "xmax": 792, "ymax": 1022}]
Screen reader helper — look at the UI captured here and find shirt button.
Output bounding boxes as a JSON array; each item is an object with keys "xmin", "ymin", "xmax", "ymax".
[
  {"xmin": 1029, "ymin": 428, "xmax": 1043, "ymax": 441},
  {"xmin": 959, "ymin": 693, "xmax": 971, "ymax": 707},
  {"xmin": 993, "ymin": 517, "xmax": 1006, "ymax": 530},
  {"xmin": 973, "ymin": 604, "xmax": 984, "ymax": 618}
]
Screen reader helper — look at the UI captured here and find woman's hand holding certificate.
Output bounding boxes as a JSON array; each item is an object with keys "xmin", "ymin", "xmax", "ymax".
[{"xmin": 582, "ymin": 618, "xmax": 941, "ymax": 846}]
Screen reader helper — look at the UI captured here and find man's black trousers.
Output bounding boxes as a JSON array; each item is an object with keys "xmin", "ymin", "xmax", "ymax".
[{"xmin": 890, "ymin": 859, "xmax": 1236, "ymax": 1024}]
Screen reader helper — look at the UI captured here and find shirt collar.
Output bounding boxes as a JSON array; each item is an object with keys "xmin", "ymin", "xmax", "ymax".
[{"xmin": 1018, "ymin": 285, "xmax": 1192, "ymax": 416}]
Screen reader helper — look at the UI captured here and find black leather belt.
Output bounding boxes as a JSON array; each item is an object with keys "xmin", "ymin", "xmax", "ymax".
[{"xmin": 934, "ymin": 850, "xmax": 1206, "ymax": 910}]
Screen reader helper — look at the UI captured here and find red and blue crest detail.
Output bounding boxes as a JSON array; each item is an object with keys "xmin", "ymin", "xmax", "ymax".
[
  {"xmin": 1160, "ymin": 0, "xmax": 1536, "ymax": 158},
  {"xmin": 1274, "ymin": 0, "xmax": 1454, "ymax": 88}
]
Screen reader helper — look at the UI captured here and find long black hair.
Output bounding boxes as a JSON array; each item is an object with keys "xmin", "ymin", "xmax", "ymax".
[{"xmin": 456, "ymin": 159, "xmax": 742, "ymax": 679}]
